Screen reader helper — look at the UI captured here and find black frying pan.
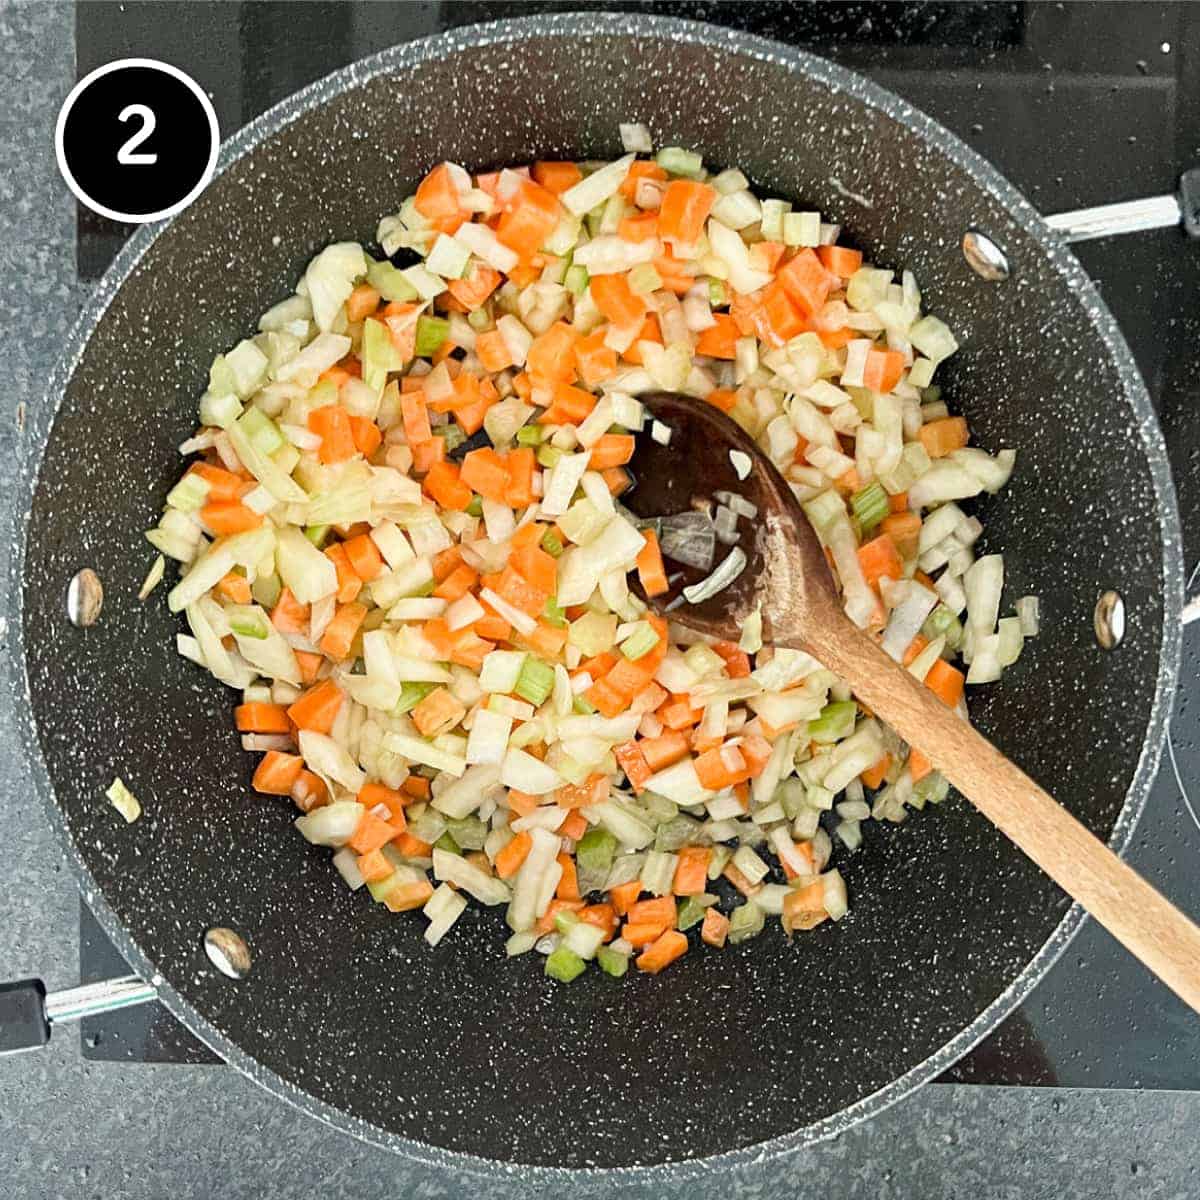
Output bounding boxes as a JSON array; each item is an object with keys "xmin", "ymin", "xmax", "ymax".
[{"xmin": 4, "ymin": 13, "xmax": 1185, "ymax": 1182}]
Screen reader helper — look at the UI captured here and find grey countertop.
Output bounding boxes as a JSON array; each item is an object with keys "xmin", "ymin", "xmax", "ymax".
[{"xmin": 2, "ymin": 3, "xmax": 1198, "ymax": 1197}]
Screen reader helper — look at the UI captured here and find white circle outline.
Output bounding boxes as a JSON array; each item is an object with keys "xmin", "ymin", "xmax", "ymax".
[{"xmin": 54, "ymin": 57, "xmax": 220, "ymax": 225}]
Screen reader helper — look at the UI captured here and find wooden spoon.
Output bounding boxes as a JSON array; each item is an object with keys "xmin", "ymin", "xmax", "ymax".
[{"xmin": 625, "ymin": 391, "xmax": 1200, "ymax": 1014}]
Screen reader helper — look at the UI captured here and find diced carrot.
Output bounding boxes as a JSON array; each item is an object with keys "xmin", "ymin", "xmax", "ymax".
[
  {"xmin": 652, "ymin": 246, "xmax": 696, "ymax": 295},
  {"xmin": 818, "ymin": 326, "xmax": 856, "ymax": 350},
  {"xmin": 235, "ymin": 703, "xmax": 291, "ymax": 734},
  {"xmin": 816, "ymin": 244, "xmax": 864, "ymax": 278},
  {"xmin": 323, "ymin": 543, "xmax": 362, "ymax": 604},
  {"xmin": 616, "ymin": 211, "xmax": 659, "ymax": 242},
  {"xmin": 433, "ymin": 563, "xmax": 478, "ymax": 602},
  {"xmin": 618, "ymin": 159, "xmax": 666, "ymax": 199},
  {"xmin": 346, "ymin": 283, "xmax": 382, "ymax": 323},
  {"xmin": 200, "ymin": 500, "xmax": 262, "ymax": 535},
  {"xmin": 473, "ymin": 614, "xmax": 511, "ymax": 642},
  {"xmin": 782, "ymin": 880, "xmax": 828, "ymax": 932},
  {"xmin": 400, "ymin": 391, "xmax": 433, "ymax": 446},
  {"xmin": 446, "ymin": 262, "xmax": 501, "ymax": 310},
  {"xmin": 578, "ymin": 902, "xmax": 617, "ymax": 941},
  {"xmin": 559, "ymin": 809, "xmax": 588, "ymax": 841},
  {"xmin": 510, "ymin": 522, "xmax": 544, "ymax": 550},
  {"xmin": 540, "ymin": 380, "xmax": 595, "ymax": 426},
  {"xmin": 507, "ymin": 262, "xmax": 540, "ymax": 289},
  {"xmin": 510, "ymin": 544, "xmax": 558, "ymax": 596},
  {"xmin": 657, "ymin": 697, "xmax": 703, "ymax": 731},
  {"xmin": 590, "ymin": 272, "xmax": 645, "ymax": 328},
  {"xmin": 401, "ymin": 775, "xmax": 431, "ymax": 801},
  {"xmin": 636, "ymin": 928, "xmax": 688, "ymax": 974},
  {"xmin": 423, "ymin": 460, "xmax": 472, "ymax": 511},
  {"xmin": 713, "ymin": 640, "xmax": 752, "ymax": 678},
  {"xmin": 575, "ymin": 327, "xmax": 618, "ymax": 386},
  {"xmin": 383, "ymin": 879, "xmax": 435, "ymax": 912},
  {"xmin": 358, "ymin": 781, "xmax": 408, "ymax": 829},
  {"xmin": 291, "ymin": 769, "xmax": 328, "ymax": 813},
  {"xmin": 858, "ymin": 533, "xmax": 904, "ymax": 590},
  {"xmin": 414, "ymin": 163, "xmax": 469, "ymax": 232},
  {"xmin": 354, "ymin": 848, "xmax": 392, "ymax": 883},
  {"xmin": 532, "ymin": 160, "xmax": 583, "ymax": 194},
  {"xmin": 460, "ymin": 447, "xmax": 511, "ymax": 502},
  {"xmin": 705, "ymin": 387, "xmax": 738, "ymax": 413},
  {"xmin": 494, "ymin": 564, "xmax": 548, "ymax": 617},
  {"xmin": 490, "ymin": 831, "xmax": 530, "ymax": 880},
  {"xmin": 621, "ymin": 313, "xmax": 662, "ymax": 365},
  {"xmin": 902, "ymin": 633, "xmax": 930, "ymax": 669},
  {"xmin": 348, "ymin": 414, "xmax": 382, "ymax": 459},
  {"xmin": 584, "ymin": 677, "xmax": 629, "ymax": 719},
  {"xmin": 411, "ymin": 686, "xmax": 467, "ymax": 737},
  {"xmin": 862, "ymin": 348, "xmax": 906, "ymax": 394},
  {"xmin": 189, "ymin": 461, "xmax": 243, "ymax": 501},
  {"xmin": 392, "ymin": 831, "xmax": 433, "ymax": 859},
  {"xmin": 640, "ymin": 730, "xmax": 690, "ymax": 772},
  {"xmin": 475, "ymin": 328, "xmax": 513, "ymax": 372},
  {"xmin": 318, "ymin": 602, "xmax": 366, "ymax": 661},
  {"xmin": 535, "ymin": 898, "xmax": 585, "ymax": 935},
  {"xmin": 307, "ymin": 405, "xmax": 357, "ymax": 464},
  {"xmin": 349, "ymin": 811, "xmax": 400, "ymax": 856},
  {"xmin": 739, "ymin": 733, "xmax": 773, "ymax": 778},
  {"xmin": 215, "ymin": 571, "xmax": 252, "ymax": 604},
  {"xmin": 343, "ymin": 532, "xmax": 384, "ymax": 582},
  {"xmin": 587, "ymin": 434, "xmax": 635, "ymax": 469},
  {"xmin": 623, "ymin": 921, "xmax": 671, "ymax": 949},
  {"xmin": 861, "ymin": 753, "xmax": 891, "ymax": 791},
  {"xmin": 286, "ymin": 678, "xmax": 344, "ymax": 733},
  {"xmin": 525, "ymin": 321, "xmax": 580, "ymax": 385},
  {"xmin": 777, "ymin": 248, "xmax": 832, "ymax": 317},
  {"xmin": 603, "ymin": 466, "xmax": 632, "ymax": 496},
  {"xmin": 700, "ymin": 906, "xmax": 729, "ymax": 948},
  {"xmin": 673, "ymin": 846, "xmax": 711, "ymax": 896},
  {"xmin": 753, "ymin": 240, "xmax": 787, "ymax": 273},
  {"xmin": 918, "ymin": 416, "xmax": 970, "ymax": 459},
  {"xmin": 252, "ymin": 751, "xmax": 303, "ymax": 796},
  {"xmin": 614, "ymin": 740, "xmax": 653, "ymax": 794},
  {"xmin": 409, "ymin": 437, "xmax": 446, "ymax": 475},
  {"xmin": 506, "ymin": 790, "xmax": 541, "ymax": 820},
  {"xmin": 907, "ymin": 746, "xmax": 933, "ymax": 784},
  {"xmin": 880, "ymin": 511, "xmax": 922, "ymax": 560},
  {"xmin": 694, "ymin": 312, "xmax": 739, "ymax": 359},
  {"xmin": 693, "ymin": 745, "xmax": 747, "ymax": 790},
  {"xmin": 609, "ymin": 879, "xmax": 642, "ymax": 916},
  {"xmin": 496, "ymin": 179, "xmax": 562, "ymax": 261},
  {"xmin": 889, "ymin": 491, "xmax": 909, "ymax": 513},
  {"xmin": 925, "ymin": 659, "xmax": 965, "ymax": 709},
  {"xmin": 580, "ymin": 651, "xmax": 617, "ymax": 678},
  {"xmin": 723, "ymin": 862, "xmax": 762, "ymax": 898},
  {"xmin": 555, "ymin": 852, "xmax": 581, "ymax": 901},
  {"xmin": 754, "ymin": 280, "xmax": 810, "ymax": 345},
  {"xmin": 503, "ymin": 446, "xmax": 537, "ymax": 508},
  {"xmin": 658, "ymin": 180, "xmax": 716, "ymax": 247},
  {"xmin": 604, "ymin": 656, "xmax": 655, "ymax": 701},
  {"xmin": 270, "ymin": 587, "xmax": 309, "ymax": 635}
]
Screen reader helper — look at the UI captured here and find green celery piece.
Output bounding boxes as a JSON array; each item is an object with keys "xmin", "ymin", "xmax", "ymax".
[
  {"xmin": 850, "ymin": 481, "xmax": 889, "ymax": 535},
  {"xmin": 596, "ymin": 944, "xmax": 629, "ymax": 978},
  {"xmin": 564, "ymin": 264, "xmax": 589, "ymax": 296},
  {"xmin": 619, "ymin": 622, "xmax": 659, "ymax": 661},
  {"xmin": 445, "ymin": 815, "xmax": 486, "ymax": 851},
  {"xmin": 707, "ymin": 277, "xmax": 727, "ymax": 307},
  {"xmin": 727, "ymin": 900, "xmax": 765, "ymax": 944},
  {"xmin": 304, "ymin": 524, "xmax": 330, "ymax": 547},
  {"xmin": 676, "ymin": 896, "xmax": 708, "ymax": 931},
  {"xmin": 808, "ymin": 699, "xmax": 857, "ymax": 743},
  {"xmin": 516, "ymin": 424, "xmax": 545, "ymax": 446},
  {"xmin": 542, "ymin": 597, "xmax": 568, "ymax": 628},
  {"xmin": 414, "ymin": 315, "xmax": 450, "ymax": 358},
  {"xmin": 572, "ymin": 695, "xmax": 596, "ymax": 715},
  {"xmin": 536, "ymin": 444, "xmax": 564, "ymax": 468},
  {"xmin": 395, "ymin": 681, "xmax": 438, "ymax": 715},
  {"xmin": 545, "ymin": 947, "xmax": 587, "ymax": 982},
  {"xmin": 576, "ymin": 827, "xmax": 617, "ymax": 875},
  {"xmin": 515, "ymin": 657, "xmax": 555, "ymax": 706},
  {"xmin": 441, "ymin": 424, "xmax": 466, "ymax": 454},
  {"xmin": 540, "ymin": 529, "xmax": 564, "ymax": 557},
  {"xmin": 366, "ymin": 258, "xmax": 420, "ymax": 302},
  {"xmin": 466, "ymin": 494, "xmax": 484, "ymax": 517},
  {"xmin": 433, "ymin": 831, "xmax": 461, "ymax": 855},
  {"xmin": 238, "ymin": 405, "xmax": 283, "ymax": 456}
]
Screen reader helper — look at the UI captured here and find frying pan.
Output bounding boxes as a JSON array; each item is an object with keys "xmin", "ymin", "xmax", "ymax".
[{"xmin": 3, "ymin": 12, "xmax": 1186, "ymax": 1181}]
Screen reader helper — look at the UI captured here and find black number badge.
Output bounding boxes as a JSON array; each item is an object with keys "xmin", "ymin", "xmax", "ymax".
[{"xmin": 55, "ymin": 58, "xmax": 219, "ymax": 224}]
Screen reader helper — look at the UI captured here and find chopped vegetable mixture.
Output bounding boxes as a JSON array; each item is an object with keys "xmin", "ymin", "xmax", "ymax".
[{"xmin": 146, "ymin": 127, "xmax": 1035, "ymax": 980}]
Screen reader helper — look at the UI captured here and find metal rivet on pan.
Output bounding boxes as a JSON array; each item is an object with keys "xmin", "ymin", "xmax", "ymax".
[
  {"xmin": 203, "ymin": 927, "xmax": 252, "ymax": 980},
  {"xmin": 66, "ymin": 568, "xmax": 104, "ymax": 627},
  {"xmin": 962, "ymin": 230, "xmax": 1010, "ymax": 281},
  {"xmin": 1094, "ymin": 590, "xmax": 1126, "ymax": 650}
]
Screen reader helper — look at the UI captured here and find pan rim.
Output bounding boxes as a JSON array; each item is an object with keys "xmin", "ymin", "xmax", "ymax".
[{"xmin": 10, "ymin": 11, "xmax": 1184, "ymax": 1183}]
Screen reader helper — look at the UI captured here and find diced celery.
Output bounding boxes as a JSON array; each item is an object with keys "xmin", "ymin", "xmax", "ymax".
[
  {"xmin": 433, "ymin": 830, "xmax": 461, "ymax": 855},
  {"xmin": 572, "ymin": 696, "xmax": 596, "ymax": 715},
  {"xmin": 516, "ymin": 423, "xmax": 546, "ymax": 446},
  {"xmin": 445, "ymin": 815, "xmax": 487, "ymax": 851},
  {"xmin": 676, "ymin": 895, "xmax": 715, "ymax": 931},
  {"xmin": 166, "ymin": 472, "xmax": 209, "ymax": 513},
  {"xmin": 366, "ymin": 872, "xmax": 399, "ymax": 902},
  {"xmin": 576, "ymin": 827, "xmax": 617, "ymax": 875},
  {"xmin": 596, "ymin": 944, "xmax": 629, "ymax": 978},
  {"xmin": 654, "ymin": 813, "xmax": 703, "ymax": 852},
  {"xmin": 414, "ymin": 315, "xmax": 450, "ymax": 358},
  {"xmin": 564, "ymin": 264, "xmax": 590, "ymax": 296},
  {"xmin": 727, "ymin": 900, "xmax": 766, "ymax": 944},
  {"xmin": 515, "ymin": 657, "xmax": 555, "ymax": 706},
  {"xmin": 655, "ymin": 146, "xmax": 703, "ymax": 178},
  {"xmin": 850, "ymin": 481, "xmax": 889, "ymax": 535},
  {"xmin": 442, "ymin": 425, "xmax": 466, "ymax": 455},
  {"xmin": 251, "ymin": 571, "xmax": 281, "ymax": 609},
  {"xmin": 303, "ymin": 523, "xmax": 330, "ymax": 547},
  {"xmin": 395, "ymin": 681, "xmax": 438, "ymax": 714},
  {"xmin": 238, "ymin": 406, "xmax": 284, "ymax": 456},
  {"xmin": 620, "ymin": 621, "xmax": 660, "ymax": 662},
  {"xmin": 545, "ymin": 946, "xmax": 587, "ymax": 982},
  {"xmin": 366, "ymin": 258, "xmax": 420, "ymax": 302},
  {"xmin": 922, "ymin": 604, "xmax": 963, "ymax": 650},
  {"xmin": 540, "ymin": 529, "xmax": 564, "ymax": 558},
  {"xmin": 707, "ymin": 844, "xmax": 733, "ymax": 879},
  {"xmin": 542, "ymin": 597, "xmax": 568, "ymax": 628},
  {"xmin": 536, "ymin": 444, "xmax": 564, "ymax": 468},
  {"xmin": 465, "ymin": 493, "xmax": 483, "ymax": 517},
  {"xmin": 707, "ymin": 277, "xmax": 727, "ymax": 308},
  {"xmin": 807, "ymin": 699, "xmax": 857, "ymax": 743},
  {"xmin": 628, "ymin": 263, "xmax": 663, "ymax": 295}
]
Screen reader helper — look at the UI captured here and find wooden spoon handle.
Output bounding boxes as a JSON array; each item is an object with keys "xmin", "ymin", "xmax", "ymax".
[{"xmin": 807, "ymin": 617, "xmax": 1200, "ymax": 1015}]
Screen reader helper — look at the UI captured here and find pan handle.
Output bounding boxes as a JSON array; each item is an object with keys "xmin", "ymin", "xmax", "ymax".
[
  {"xmin": 1044, "ymin": 167, "xmax": 1200, "ymax": 242},
  {"xmin": 0, "ymin": 975, "xmax": 156, "ymax": 1054}
]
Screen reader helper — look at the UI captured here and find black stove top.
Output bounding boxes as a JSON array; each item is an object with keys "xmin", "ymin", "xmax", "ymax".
[{"xmin": 74, "ymin": 1, "xmax": 1200, "ymax": 1089}]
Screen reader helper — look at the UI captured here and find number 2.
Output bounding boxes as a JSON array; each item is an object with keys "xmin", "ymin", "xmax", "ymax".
[{"xmin": 117, "ymin": 103, "xmax": 157, "ymax": 165}]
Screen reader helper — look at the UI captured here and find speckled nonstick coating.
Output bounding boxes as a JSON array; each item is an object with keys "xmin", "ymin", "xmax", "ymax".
[{"xmin": 11, "ymin": 12, "xmax": 1183, "ymax": 1182}]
